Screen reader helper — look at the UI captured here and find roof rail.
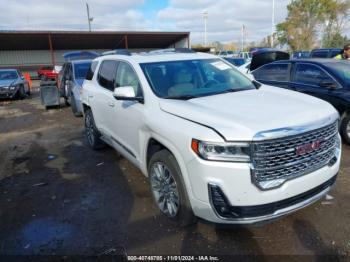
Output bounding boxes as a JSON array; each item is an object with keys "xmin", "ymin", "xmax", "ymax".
[
  {"xmin": 147, "ymin": 48, "xmax": 195, "ymax": 55},
  {"xmin": 102, "ymin": 49, "xmax": 132, "ymax": 56}
]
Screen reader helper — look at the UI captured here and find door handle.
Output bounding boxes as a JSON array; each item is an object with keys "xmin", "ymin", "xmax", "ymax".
[
  {"xmin": 88, "ymin": 95, "xmax": 94, "ymax": 98},
  {"xmin": 108, "ymin": 102, "xmax": 115, "ymax": 107}
]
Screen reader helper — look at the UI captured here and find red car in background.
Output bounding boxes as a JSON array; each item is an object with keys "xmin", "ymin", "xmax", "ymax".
[{"xmin": 37, "ymin": 66, "xmax": 62, "ymax": 80}]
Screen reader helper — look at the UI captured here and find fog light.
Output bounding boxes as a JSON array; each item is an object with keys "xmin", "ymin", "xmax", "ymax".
[{"xmin": 209, "ymin": 184, "xmax": 237, "ymax": 218}]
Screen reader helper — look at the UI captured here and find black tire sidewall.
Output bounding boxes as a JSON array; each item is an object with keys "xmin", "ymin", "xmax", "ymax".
[
  {"xmin": 340, "ymin": 115, "xmax": 350, "ymax": 144},
  {"xmin": 18, "ymin": 86, "xmax": 25, "ymax": 99},
  {"xmin": 84, "ymin": 109, "xmax": 103, "ymax": 149},
  {"xmin": 148, "ymin": 150, "xmax": 196, "ymax": 227}
]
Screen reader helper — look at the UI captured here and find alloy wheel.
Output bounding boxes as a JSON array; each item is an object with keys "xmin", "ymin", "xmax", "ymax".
[{"xmin": 150, "ymin": 162, "xmax": 180, "ymax": 217}]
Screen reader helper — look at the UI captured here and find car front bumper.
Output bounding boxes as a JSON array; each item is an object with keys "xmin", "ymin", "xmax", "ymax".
[
  {"xmin": 185, "ymin": 142, "xmax": 341, "ymax": 224},
  {"xmin": 0, "ymin": 89, "xmax": 17, "ymax": 98}
]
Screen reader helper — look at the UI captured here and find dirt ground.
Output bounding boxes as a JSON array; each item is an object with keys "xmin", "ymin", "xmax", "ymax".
[{"xmin": 0, "ymin": 83, "xmax": 350, "ymax": 259}]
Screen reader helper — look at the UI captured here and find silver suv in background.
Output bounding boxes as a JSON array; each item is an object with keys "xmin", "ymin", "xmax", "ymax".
[{"xmin": 0, "ymin": 69, "xmax": 30, "ymax": 99}]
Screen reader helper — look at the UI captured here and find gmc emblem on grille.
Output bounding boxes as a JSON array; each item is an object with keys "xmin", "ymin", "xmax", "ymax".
[{"xmin": 296, "ymin": 141, "xmax": 321, "ymax": 156}]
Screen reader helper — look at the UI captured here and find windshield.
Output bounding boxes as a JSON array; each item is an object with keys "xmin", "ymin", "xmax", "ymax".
[
  {"xmin": 140, "ymin": 58, "xmax": 255, "ymax": 99},
  {"xmin": 74, "ymin": 62, "xmax": 92, "ymax": 79},
  {"xmin": 0, "ymin": 71, "xmax": 18, "ymax": 80},
  {"xmin": 327, "ymin": 62, "xmax": 350, "ymax": 84}
]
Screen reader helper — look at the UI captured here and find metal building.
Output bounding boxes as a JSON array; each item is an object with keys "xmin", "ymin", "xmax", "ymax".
[{"xmin": 0, "ymin": 31, "xmax": 190, "ymax": 77}]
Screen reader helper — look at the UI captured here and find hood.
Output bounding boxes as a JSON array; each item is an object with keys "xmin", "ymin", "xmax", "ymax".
[
  {"xmin": 0, "ymin": 79, "xmax": 16, "ymax": 87},
  {"xmin": 159, "ymin": 85, "xmax": 338, "ymax": 141},
  {"xmin": 250, "ymin": 49, "xmax": 290, "ymax": 71}
]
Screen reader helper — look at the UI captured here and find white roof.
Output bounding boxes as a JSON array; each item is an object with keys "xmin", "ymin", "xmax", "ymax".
[{"xmin": 96, "ymin": 52, "xmax": 218, "ymax": 64}]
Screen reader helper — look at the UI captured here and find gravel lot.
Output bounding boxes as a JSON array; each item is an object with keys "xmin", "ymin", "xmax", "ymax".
[{"xmin": 0, "ymin": 84, "xmax": 350, "ymax": 259}]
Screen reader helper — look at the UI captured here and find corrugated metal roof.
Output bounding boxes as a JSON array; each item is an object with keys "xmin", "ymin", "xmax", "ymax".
[{"xmin": 0, "ymin": 31, "xmax": 190, "ymax": 50}]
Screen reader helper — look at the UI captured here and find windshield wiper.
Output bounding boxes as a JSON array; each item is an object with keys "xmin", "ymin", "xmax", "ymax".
[{"xmin": 164, "ymin": 95, "xmax": 198, "ymax": 100}]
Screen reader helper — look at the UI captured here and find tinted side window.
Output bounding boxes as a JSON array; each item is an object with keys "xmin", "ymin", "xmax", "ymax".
[
  {"xmin": 311, "ymin": 51, "xmax": 328, "ymax": 58},
  {"xmin": 330, "ymin": 50, "xmax": 341, "ymax": 58},
  {"xmin": 86, "ymin": 61, "xmax": 98, "ymax": 80},
  {"xmin": 252, "ymin": 64, "xmax": 289, "ymax": 82},
  {"xmin": 98, "ymin": 60, "xmax": 118, "ymax": 91},
  {"xmin": 115, "ymin": 62, "xmax": 142, "ymax": 96},
  {"xmin": 294, "ymin": 64, "xmax": 334, "ymax": 86}
]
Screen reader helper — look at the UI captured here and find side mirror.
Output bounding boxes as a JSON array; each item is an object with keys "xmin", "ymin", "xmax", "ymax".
[
  {"xmin": 319, "ymin": 81, "xmax": 337, "ymax": 90},
  {"xmin": 113, "ymin": 86, "xmax": 144, "ymax": 103}
]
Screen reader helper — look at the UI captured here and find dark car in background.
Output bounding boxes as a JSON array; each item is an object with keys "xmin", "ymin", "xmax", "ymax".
[
  {"xmin": 223, "ymin": 57, "xmax": 246, "ymax": 67},
  {"xmin": 310, "ymin": 48, "xmax": 342, "ymax": 58},
  {"xmin": 292, "ymin": 51, "xmax": 310, "ymax": 59},
  {"xmin": 0, "ymin": 69, "xmax": 30, "ymax": 99},
  {"xmin": 252, "ymin": 58, "xmax": 350, "ymax": 143}
]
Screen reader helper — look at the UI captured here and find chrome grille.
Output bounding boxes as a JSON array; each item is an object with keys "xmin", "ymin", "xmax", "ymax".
[{"xmin": 251, "ymin": 121, "xmax": 338, "ymax": 189}]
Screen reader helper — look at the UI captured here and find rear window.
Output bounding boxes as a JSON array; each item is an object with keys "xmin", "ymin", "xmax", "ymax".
[
  {"xmin": 253, "ymin": 63, "xmax": 289, "ymax": 82},
  {"xmin": 85, "ymin": 61, "xmax": 98, "ymax": 80},
  {"xmin": 74, "ymin": 62, "xmax": 92, "ymax": 79},
  {"xmin": 311, "ymin": 51, "xmax": 328, "ymax": 58},
  {"xmin": 97, "ymin": 60, "xmax": 118, "ymax": 91}
]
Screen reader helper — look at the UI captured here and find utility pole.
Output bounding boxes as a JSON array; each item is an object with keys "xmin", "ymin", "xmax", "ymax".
[
  {"xmin": 241, "ymin": 24, "xmax": 245, "ymax": 51},
  {"xmin": 86, "ymin": 2, "xmax": 93, "ymax": 32},
  {"xmin": 203, "ymin": 10, "xmax": 208, "ymax": 46},
  {"xmin": 271, "ymin": 0, "xmax": 275, "ymax": 47}
]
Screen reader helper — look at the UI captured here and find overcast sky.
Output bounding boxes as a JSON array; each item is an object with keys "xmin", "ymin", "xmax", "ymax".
[{"xmin": 0, "ymin": 0, "xmax": 291, "ymax": 44}]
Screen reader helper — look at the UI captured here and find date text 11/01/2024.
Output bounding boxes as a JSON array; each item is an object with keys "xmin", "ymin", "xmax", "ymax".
[{"xmin": 127, "ymin": 255, "xmax": 220, "ymax": 261}]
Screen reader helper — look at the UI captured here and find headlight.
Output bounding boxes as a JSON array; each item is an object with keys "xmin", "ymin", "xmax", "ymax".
[
  {"xmin": 191, "ymin": 139, "xmax": 250, "ymax": 162},
  {"xmin": 9, "ymin": 86, "xmax": 16, "ymax": 90}
]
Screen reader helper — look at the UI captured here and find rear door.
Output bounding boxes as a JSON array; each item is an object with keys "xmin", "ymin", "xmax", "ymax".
[
  {"xmin": 252, "ymin": 63, "xmax": 292, "ymax": 89},
  {"xmin": 290, "ymin": 62, "xmax": 343, "ymax": 111},
  {"xmin": 89, "ymin": 60, "xmax": 119, "ymax": 136}
]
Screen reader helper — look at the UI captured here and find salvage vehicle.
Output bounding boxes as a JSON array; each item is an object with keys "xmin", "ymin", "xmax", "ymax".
[
  {"xmin": 58, "ymin": 60, "xmax": 92, "ymax": 116},
  {"xmin": 0, "ymin": 69, "xmax": 30, "ymax": 99},
  {"xmin": 81, "ymin": 49, "xmax": 341, "ymax": 226},
  {"xmin": 58, "ymin": 51, "xmax": 99, "ymax": 116},
  {"xmin": 37, "ymin": 65, "xmax": 61, "ymax": 80}
]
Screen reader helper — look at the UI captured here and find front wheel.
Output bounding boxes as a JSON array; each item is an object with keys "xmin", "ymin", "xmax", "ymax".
[
  {"xmin": 148, "ymin": 150, "xmax": 196, "ymax": 227},
  {"xmin": 340, "ymin": 114, "xmax": 350, "ymax": 144},
  {"xmin": 17, "ymin": 86, "xmax": 26, "ymax": 100}
]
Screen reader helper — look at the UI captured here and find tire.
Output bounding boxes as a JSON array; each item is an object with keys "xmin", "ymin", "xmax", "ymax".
[
  {"xmin": 340, "ymin": 114, "xmax": 350, "ymax": 145},
  {"xmin": 148, "ymin": 149, "xmax": 196, "ymax": 227},
  {"xmin": 71, "ymin": 94, "xmax": 82, "ymax": 117},
  {"xmin": 84, "ymin": 109, "xmax": 104, "ymax": 150},
  {"xmin": 17, "ymin": 86, "xmax": 26, "ymax": 100}
]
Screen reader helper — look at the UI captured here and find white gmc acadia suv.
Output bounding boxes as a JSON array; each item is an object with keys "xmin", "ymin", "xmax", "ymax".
[{"xmin": 81, "ymin": 49, "xmax": 341, "ymax": 226}]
